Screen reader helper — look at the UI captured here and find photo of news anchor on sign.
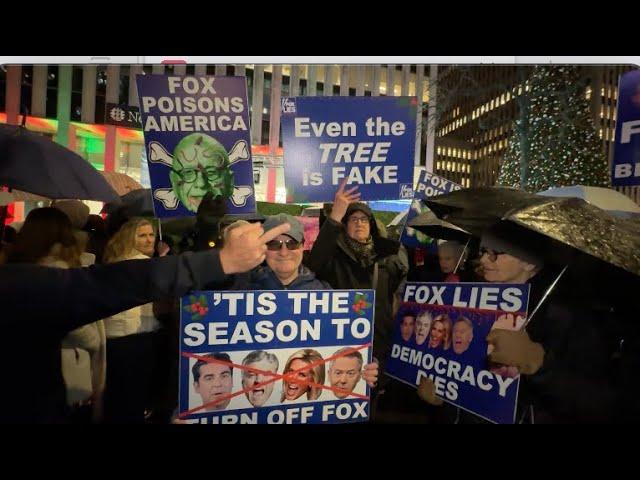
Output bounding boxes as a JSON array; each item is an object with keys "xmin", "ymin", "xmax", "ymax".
[
  {"xmin": 328, "ymin": 347, "xmax": 377, "ymax": 400},
  {"xmin": 191, "ymin": 353, "xmax": 234, "ymax": 412}
]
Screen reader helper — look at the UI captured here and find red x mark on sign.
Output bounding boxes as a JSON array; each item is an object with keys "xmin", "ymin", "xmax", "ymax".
[{"xmin": 180, "ymin": 343, "xmax": 372, "ymax": 418}]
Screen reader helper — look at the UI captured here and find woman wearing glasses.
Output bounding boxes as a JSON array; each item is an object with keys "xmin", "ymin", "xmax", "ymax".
[
  {"xmin": 421, "ymin": 221, "xmax": 623, "ymax": 423},
  {"xmin": 305, "ymin": 180, "xmax": 409, "ymax": 422},
  {"xmin": 306, "ymin": 181, "xmax": 408, "ymax": 371}
]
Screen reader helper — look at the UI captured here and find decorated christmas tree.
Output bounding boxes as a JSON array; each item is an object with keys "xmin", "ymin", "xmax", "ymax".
[{"xmin": 498, "ymin": 66, "xmax": 610, "ymax": 191}]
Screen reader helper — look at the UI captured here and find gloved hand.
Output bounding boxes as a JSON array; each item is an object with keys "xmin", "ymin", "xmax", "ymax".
[
  {"xmin": 486, "ymin": 329, "xmax": 545, "ymax": 375},
  {"xmin": 417, "ymin": 377, "xmax": 443, "ymax": 406}
]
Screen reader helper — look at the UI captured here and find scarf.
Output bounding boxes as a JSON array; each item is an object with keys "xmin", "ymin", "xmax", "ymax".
[{"xmin": 344, "ymin": 234, "xmax": 376, "ymax": 266}]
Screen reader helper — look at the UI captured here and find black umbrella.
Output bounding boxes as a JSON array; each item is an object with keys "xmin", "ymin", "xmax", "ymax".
[
  {"xmin": 102, "ymin": 188, "xmax": 154, "ymax": 217},
  {"xmin": 408, "ymin": 208, "xmax": 472, "ymax": 243},
  {"xmin": 0, "ymin": 124, "xmax": 119, "ymax": 202},
  {"xmin": 421, "ymin": 186, "xmax": 640, "ymax": 277}
]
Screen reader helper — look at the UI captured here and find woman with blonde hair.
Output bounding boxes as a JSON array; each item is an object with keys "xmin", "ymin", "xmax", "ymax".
[
  {"xmin": 428, "ymin": 314, "xmax": 453, "ymax": 350},
  {"xmin": 102, "ymin": 217, "xmax": 166, "ymax": 423},
  {"xmin": 281, "ymin": 349, "xmax": 326, "ymax": 402},
  {"xmin": 5, "ymin": 207, "xmax": 106, "ymax": 423}
]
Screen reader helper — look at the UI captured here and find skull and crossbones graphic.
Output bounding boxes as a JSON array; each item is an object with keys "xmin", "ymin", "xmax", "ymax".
[{"xmin": 149, "ymin": 133, "xmax": 253, "ymax": 212}]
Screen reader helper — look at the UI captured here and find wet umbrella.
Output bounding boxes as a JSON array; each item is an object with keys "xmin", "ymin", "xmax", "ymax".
[
  {"xmin": 416, "ymin": 186, "xmax": 640, "ymax": 277},
  {"xmin": 0, "ymin": 124, "xmax": 119, "ymax": 202},
  {"xmin": 538, "ymin": 185, "xmax": 640, "ymax": 219},
  {"xmin": 408, "ymin": 208, "xmax": 472, "ymax": 243}
]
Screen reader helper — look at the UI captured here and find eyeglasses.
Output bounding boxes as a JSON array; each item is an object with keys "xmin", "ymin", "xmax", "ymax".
[
  {"xmin": 266, "ymin": 238, "xmax": 303, "ymax": 251},
  {"xmin": 479, "ymin": 247, "xmax": 506, "ymax": 262},
  {"xmin": 172, "ymin": 166, "xmax": 222, "ymax": 184},
  {"xmin": 348, "ymin": 216, "xmax": 370, "ymax": 225}
]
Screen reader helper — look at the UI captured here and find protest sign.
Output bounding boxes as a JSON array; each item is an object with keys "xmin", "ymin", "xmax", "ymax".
[
  {"xmin": 136, "ymin": 75, "xmax": 255, "ymax": 217},
  {"xmin": 179, "ymin": 289, "xmax": 375, "ymax": 424},
  {"xmin": 281, "ymin": 96, "xmax": 417, "ymax": 202},
  {"xmin": 386, "ymin": 282, "xmax": 530, "ymax": 424}
]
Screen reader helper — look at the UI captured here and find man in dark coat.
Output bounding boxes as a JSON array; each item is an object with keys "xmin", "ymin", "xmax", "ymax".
[{"xmin": 0, "ymin": 221, "xmax": 290, "ymax": 424}]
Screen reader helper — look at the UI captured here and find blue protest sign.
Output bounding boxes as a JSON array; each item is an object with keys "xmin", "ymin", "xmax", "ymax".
[
  {"xmin": 385, "ymin": 282, "xmax": 530, "ymax": 424},
  {"xmin": 136, "ymin": 75, "xmax": 255, "ymax": 217},
  {"xmin": 281, "ymin": 96, "xmax": 417, "ymax": 202},
  {"xmin": 179, "ymin": 290, "xmax": 375, "ymax": 424},
  {"xmin": 400, "ymin": 171, "xmax": 463, "ymax": 249},
  {"xmin": 612, "ymin": 70, "xmax": 640, "ymax": 186}
]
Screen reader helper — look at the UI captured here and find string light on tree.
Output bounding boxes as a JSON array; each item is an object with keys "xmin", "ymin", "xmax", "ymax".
[{"xmin": 498, "ymin": 66, "xmax": 609, "ymax": 191}]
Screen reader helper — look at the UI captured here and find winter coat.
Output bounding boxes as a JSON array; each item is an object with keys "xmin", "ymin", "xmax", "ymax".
[
  {"xmin": 0, "ymin": 250, "xmax": 230, "ymax": 423},
  {"xmin": 518, "ymin": 268, "xmax": 626, "ymax": 423},
  {"xmin": 39, "ymin": 256, "xmax": 107, "ymax": 415},
  {"xmin": 453, "ymin": 266, "xmax": 632, "ymax": 424},
  {"xmin": 102, "ymin": 253, "xmax": 160, "ymax": 339},
  {"xmin": 232, "ymin": 264, "xmax": 332, "ymax": 291},
  {"xmin": 305, "ymin": 216, "xmax": 408, "ymax": 370}
]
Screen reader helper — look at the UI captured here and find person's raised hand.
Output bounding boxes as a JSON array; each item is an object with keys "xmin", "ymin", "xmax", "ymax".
[
  {"xmin": 329, "ymin": 178, "xmax": 361, "ymax": 223},
  {"xmin": 219, "ymin": 222, "xmax": 290, "ymax": 274},
  {"xmin": 157, "ymin": 241, "xmax": 171, "ymax": 257}
]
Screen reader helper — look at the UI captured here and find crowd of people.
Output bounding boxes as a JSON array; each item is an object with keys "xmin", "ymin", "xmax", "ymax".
[{"xmin": 0, "ymin": 178, "xmax": 638, "ymax": 424}]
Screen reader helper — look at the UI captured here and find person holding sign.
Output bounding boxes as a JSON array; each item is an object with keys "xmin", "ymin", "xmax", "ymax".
[
  {"xmin": 232, "ymin": 213, "xmax": 380, "ymax": 391},
  {"xmin": 306, "ymin": 180, "xmax": 410, "ymax": 422},
  {"xmin": 0, "ymin": 221, "xmax": 291, "ymax": 424},
  {"xmin": 306, "ymin": 180, "xmax": 408, "ymax": 373},
  {"xmin": 420, "ymin": 221, "xmax": 624, "ymax": 423},
  {"xmin": 233, "ymin": 214, "xmax": 331, "ymax": 290}
]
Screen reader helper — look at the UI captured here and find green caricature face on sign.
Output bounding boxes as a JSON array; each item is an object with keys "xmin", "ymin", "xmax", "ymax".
[{"xmin": 169, "ymin": 133, "xmax": 235, "ymax": 212}]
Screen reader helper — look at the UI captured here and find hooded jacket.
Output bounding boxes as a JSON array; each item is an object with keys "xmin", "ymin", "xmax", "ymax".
[{"xmin": 305, "ymin": 203, "xmax": 408, "ymax": 370}]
